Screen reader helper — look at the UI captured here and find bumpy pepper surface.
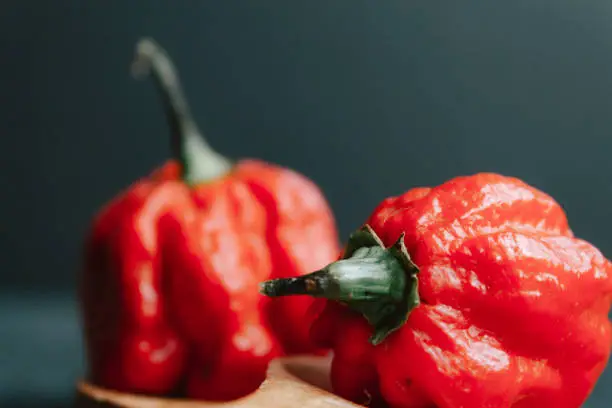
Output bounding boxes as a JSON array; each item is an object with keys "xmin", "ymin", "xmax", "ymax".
[
  {"xmin": 261, "ymin": 174, "xmax": 612, "ymax": 408},
  {"xmin": 80, "ymin": 38, "xmax": 340, "ymax": 401}
]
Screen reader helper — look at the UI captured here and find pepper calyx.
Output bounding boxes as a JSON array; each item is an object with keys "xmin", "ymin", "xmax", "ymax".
[
  {"xmin": 259, "ymin": 224, "xmax": 420, "ymax": 346},
  {"xmin": 131, "ymin": 37, "xmax": 232, "ymax": 186}
]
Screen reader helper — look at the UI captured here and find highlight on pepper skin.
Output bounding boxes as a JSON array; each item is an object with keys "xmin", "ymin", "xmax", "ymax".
[
  {"xmin": 260, "ymin": 173, "xmax": 612, "ymax": 408},
  {"xmin": 79, "ymin": 37, "xmax": 341, "ymax": 401}
]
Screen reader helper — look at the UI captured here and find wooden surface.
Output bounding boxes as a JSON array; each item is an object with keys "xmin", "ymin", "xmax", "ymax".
[{"xmin": 75, "ymin": 356, "xmax": 361, "ymax": 408}]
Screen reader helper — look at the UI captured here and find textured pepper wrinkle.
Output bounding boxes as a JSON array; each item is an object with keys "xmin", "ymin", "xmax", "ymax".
[
  {"xmin": 262, "ymin": 173, "xmax": 612, "ymax": 408},
  {"xmin": 80, "ymin": 38, "xmax": 339, "ymax": 401}
]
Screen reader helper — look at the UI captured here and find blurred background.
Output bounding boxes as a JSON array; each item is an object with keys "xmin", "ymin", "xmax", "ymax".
[{"xmin": 1, "ymin": 1, "xmax": 612, "ymax": 407}]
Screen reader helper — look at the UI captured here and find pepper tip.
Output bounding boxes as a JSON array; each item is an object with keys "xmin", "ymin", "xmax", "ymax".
[
  {"xmin": 259, "ymin": 281, "xmax": 274, "ymax": 297},
  {"xmin": 131, "ymin": 37, "xmax": 159, "ymax": 79}
]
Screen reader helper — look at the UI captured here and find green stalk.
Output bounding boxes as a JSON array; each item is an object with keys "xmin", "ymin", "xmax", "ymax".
[
  {"xmin": 131, "ymin": 37, "xmax": 232, "ymax": 185},
  {"xmin": 260, "ymin": 225, "xmax": 420, "ymax": 345}
]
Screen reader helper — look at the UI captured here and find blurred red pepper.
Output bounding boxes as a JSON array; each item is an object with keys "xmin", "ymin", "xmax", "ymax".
[
  {"xmin": 262, "ymin": 173, "xmax": 612, "ymax": 408},
  {"xmin": 80, "ymin": 38, "xmax": 340, "ymax": 401}
]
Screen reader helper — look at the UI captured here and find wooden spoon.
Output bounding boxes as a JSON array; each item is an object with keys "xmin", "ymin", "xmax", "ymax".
[{"xmin": 75, "ymin": 355, "xmax": 360, "ymax": 408}]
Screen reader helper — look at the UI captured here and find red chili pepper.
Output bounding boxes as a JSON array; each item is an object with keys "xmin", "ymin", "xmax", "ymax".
[
  {"xmin": 261, "ymin": 173, "xmax": 612, "ymax": 408},
  {"xmin": 80, "ymin": 38, "xmax": 340, "ymax": 401}
]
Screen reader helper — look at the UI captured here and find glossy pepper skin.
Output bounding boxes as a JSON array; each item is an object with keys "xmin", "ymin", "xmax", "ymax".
[
  {"xmin": 80, "ymin": 38, "xmax": 340, "ymax": 401},
  {"xmin": 261, "ymin": 173, "xmax": 612, "ymax": 408}
]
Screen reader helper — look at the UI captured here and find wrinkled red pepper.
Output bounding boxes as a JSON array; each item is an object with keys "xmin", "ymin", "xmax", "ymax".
[
  {"xmin": 80, "ymin": 38, "xmax": 340, "ymax": 401},
  {"xmin": 261, "ymin": 173, "xmax": 612, "ymax": 408}
]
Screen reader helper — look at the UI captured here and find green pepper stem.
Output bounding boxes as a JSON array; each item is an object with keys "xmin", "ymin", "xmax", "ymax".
[
  {"xmin": 259, "ymin": 270, "xmax": 333, "ymax": 298},
  {"xmin": 131, "ymin": 37, "xmax": 232, "ymax": 185},
  {"xmin": 260, "ymin": 225, "xmax": 421, "ymax": 345}
]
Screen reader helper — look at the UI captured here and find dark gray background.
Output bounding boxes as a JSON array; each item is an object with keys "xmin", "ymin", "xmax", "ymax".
[{"xmin": 1, "ymin": 1, "xmax": 611, "ymax": 407}]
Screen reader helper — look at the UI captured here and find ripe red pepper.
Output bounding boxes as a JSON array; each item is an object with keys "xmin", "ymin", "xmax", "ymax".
[
  {"xmin": 80, "ymin": 38, "xmax": 340, "ymax": 401},
  {"xmin": 261, "ymin": 173, "xmax": 612, "ymax": 408}
]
